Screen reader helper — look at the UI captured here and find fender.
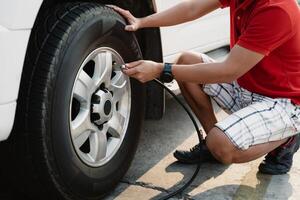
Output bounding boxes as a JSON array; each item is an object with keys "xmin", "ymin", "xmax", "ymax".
[{"xmin": 0, "ymin": 0, "xmax": 43, "ymax": 140}]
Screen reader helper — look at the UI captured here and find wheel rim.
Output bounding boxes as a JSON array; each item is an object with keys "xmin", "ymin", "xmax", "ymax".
[{"xmin": 69, "ymin": 47, "xmax": 131, "ymax": 167}]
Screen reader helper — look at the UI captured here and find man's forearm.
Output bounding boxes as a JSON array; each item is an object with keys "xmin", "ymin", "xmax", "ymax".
[
  {"xmin": 165, "ymin": 45, "xmax": 264, "ymax": 84},
  {"xmin": 171, "ymin": 62, "xmax": 235, "ymax": 84},
  {"xmin": 140, "ymin": 0, "xmax": 221, "ymax": 28}
]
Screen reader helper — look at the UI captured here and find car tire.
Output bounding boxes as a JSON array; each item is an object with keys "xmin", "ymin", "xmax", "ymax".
[{"xmin": 0, "ymin": 3, "xmax": 145, "ymax": 200}]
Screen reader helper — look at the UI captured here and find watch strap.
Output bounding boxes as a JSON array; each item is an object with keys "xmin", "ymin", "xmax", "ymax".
[{"xmin": 160, "ymin": 63, "xmax": 174, "ymax": 83}]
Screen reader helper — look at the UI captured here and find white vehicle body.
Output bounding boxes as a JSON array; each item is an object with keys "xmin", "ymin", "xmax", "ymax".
[
  {"xmin": 0, "ymin": 0, "xmax": 229, "ymax": 141},
  {"xmin": 0, "ymin": 0, "xmax": 43, "ymax": 141},
  {"xmin": 157, "ymin": 1, "xmax": 230, "ymax": 62}
]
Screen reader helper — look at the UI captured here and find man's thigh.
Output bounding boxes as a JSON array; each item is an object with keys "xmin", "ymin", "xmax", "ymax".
[
  {"xmin": 215, "ymin": 98, "xmax": 300, "ymax": 150},
  {"xmin": 203, "ymin": 82, "xmax": 241, "ymax": 114},
  {"xmin": 200, "ymin": 53, "xmax": 241, "ymax": 114}
]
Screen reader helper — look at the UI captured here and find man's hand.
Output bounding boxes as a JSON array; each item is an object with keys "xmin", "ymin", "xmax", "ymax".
[
  {"xmin": 107, "ymin": 5, "xmax": 141, "ymax": 31},
  {"xmin": 122, "ymin": 60, "xmax": 163, "ymax": 83}
]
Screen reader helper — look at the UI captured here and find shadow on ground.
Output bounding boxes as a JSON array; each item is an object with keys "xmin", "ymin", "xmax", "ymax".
[
  {"xmin": 109, "ymin": 95, "xmax": 230, "ymax": 198},
  {"xmin": 151, "ymin": 162, "xmax": 229, "ymax": 200}
]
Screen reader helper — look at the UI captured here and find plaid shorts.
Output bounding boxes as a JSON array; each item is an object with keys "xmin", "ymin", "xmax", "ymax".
[{"xmin": 201, "ymin": 54, "xmax": 300, "ymax": 150}]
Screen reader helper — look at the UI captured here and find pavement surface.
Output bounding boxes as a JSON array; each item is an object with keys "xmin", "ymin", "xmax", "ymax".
[{"xmin": 104, "ymin": 96, "xmax": 300, "ymax": 200}]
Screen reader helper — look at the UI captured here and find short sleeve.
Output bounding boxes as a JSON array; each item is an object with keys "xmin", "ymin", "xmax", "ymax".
[
  {"xmin": 219, "ymin": 0, "xmax": 230, "ymax": 8},
  {"xmin": 237, "ymin": 7, "xmax": 294, "ymax": 55}
]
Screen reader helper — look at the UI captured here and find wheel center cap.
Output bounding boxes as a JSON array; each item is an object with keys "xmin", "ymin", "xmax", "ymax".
[
  {"xmin": 104, "ymin": 100, "xmax": 112, "ymax": 115},
  {"xmin": 92, "ymin": 89, "xmax": 113, "ymax": 125}
]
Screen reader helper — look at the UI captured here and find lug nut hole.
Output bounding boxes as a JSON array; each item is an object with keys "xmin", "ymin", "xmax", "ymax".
[
  {"xmin": 98, "ymin": 124, "xmax": 104, "ymax": 130},
  {"xmin": 91, "ymin": 95, "xmax": 100, "ymax": 104},
  {"xmin": 116, "ymin": 102, "xmax": 119, "ymax": 111},
  {"xmin": 91, "ymin": 113, "xmax": 100, "ymax": 122},
  {"xmin": 100, "ymin": 83, "xmax": 106, "ymax": 90}
]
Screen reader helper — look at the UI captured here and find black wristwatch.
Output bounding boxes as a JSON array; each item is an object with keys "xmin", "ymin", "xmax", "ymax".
[{"xmin": 160, "ymin": 63, "xmax": 174, "ymax": 83}]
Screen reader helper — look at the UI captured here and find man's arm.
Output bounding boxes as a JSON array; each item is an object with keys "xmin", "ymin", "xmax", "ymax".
[
  {"xmin": 110, "ymin": 0, "xmax": 221, "ymax": 31},
  {"xmin": 140, "ymin": 0, "xmax": 221, "ymax": 28},
  {"xmin": 171, "ymin": 45, "xmax": 264, "ymax": 83},
  {"xmin": 123, "ymin": 45, "xmax": 264, "ymax": 84}
]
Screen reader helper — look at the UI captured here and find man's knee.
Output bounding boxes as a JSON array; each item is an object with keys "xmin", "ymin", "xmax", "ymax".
[
  {"xmin": 206, "ymin": 127, "xmax": 236, "ymax": 164},
  {"xmin": 176, "ymin": 51, "xmax": 204, "ymax": 65}
]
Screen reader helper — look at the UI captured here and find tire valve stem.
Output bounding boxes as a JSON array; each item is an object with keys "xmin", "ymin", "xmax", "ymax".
[
  {"xmin": 120, "ymin": 64, "xmax": 128, "ymax": 71},
  {"xmin": 112, "ymin": 61, "xmax": 128, "ymax": 72}
]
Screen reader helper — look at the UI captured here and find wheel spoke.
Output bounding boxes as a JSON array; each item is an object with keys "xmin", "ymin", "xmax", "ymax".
[
  {"xmin": 108, "ymin": 112, "xmax": 125, "ymax": 138},
  {"xmin": 110, "ymin": 71, "xmax": 127, "ymax": 102},
  {"xmin": 94, "ymin": 52, "xmax": 113, "ymax": 87},
  {"xmin": 89, "ymin": 130, "xmax": 108, "ymax": 161},
  {"xmin": 106, "ymin": 138, "xmax": 120, "ymax": 156},
  {"xmin": 74, "ymin": 130, "xmax": 91, "ymax": 148},
  {"xmin": 71, "ymin": 110, "xmax": 95, "ymax": 139},
  {"xmin": 74, "ymin": 70, "xmax": 95, "ymax": 102}
]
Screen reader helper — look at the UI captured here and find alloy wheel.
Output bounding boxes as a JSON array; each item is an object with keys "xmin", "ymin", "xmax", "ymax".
[{"xmin": 70, "ymin": 47, "xmax": 131, "ymax": 167}]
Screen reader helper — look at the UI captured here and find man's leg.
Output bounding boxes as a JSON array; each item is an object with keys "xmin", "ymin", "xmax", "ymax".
[
  {"xmin": 206, "ymin": 127, "xmax": 289, "ymax": 164},
  {"xmin": 173, "ymin": 52, "xmax": 238, "ymax": 164},
  {"xmin": 175, "ymin": 52, "xmax": 217, "ymax": 133},
  {"xmin": 172, "ymin": 52, "xmax": 300, "ymax": 173},
  {"xmin": 205, "ymin": 98, "xmax": 300, "ymax": 175},
  {"xmin": 259, "ymin": 134, "xmax": 300, "ymax": 174}
]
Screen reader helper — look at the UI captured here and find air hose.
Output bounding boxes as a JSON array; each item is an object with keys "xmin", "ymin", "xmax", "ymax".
[
  {"xmin": 120, "ymin": 63, "xmax": 204, "ymax": 199},
  {"xmin": 152, "ymin": 78, "xmax": 204, "ymax": 200}
]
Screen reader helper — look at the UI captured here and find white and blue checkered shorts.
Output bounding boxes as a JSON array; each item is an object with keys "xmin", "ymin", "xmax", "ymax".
[{"xmin": 201, "ymin": 54, "xmax": 300, "ymax": 150}]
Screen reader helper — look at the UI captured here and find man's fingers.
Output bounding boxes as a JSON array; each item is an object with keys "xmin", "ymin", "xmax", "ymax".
[
  {"xmin": 106, "ymin": 5, "xmax": 119, "ymax": 11},
  {"xmin": 123, "ymin": 68, "xmax": 138, "ymax": 76},
  {"xmin": 106, "ymin": 5, "xmax": 115, "ymax": 9},
  {"xmin": 130, "ymin": 74, "xmax": 139, "ymax": 80},
  {"xmin": 107, "ymin": 5, "xmax": 131, "ymax": 17},
  {"xmin": 126, "ymin": 60, "xmax": 143, "ymax": 68},
  {"xmin": 125, "ymin": 25, "xmax": 135, "ymax": 31},
  {"xmin": 130, "ymin": 74, "xmax": 146, "ymax": 83}
]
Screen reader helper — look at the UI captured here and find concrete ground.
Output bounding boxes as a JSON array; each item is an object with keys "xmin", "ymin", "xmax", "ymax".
[{"xmin": 105, "ymin": 96, "xmax": 300, "ymax": 200}]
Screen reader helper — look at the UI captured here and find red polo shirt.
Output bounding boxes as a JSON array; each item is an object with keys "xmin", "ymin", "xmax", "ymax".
[{"xmin": 219, "ymin": 0, "xmax": 300, "ymax": 104}]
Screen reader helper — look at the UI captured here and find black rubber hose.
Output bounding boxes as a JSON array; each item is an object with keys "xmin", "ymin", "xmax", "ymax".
[{"xmin": 153, "ymin": 79, "xmax": 204, "ymax": 200}]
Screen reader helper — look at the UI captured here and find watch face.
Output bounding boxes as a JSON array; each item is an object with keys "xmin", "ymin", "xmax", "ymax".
[{"xmin": 162, "ymin": 73, "xmax": 173, "ymax": 83}]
